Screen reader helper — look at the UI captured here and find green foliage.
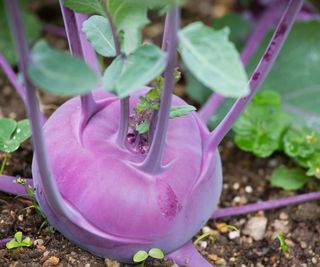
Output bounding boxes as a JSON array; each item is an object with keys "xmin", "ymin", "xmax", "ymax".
[
  {"xmin": 169, "ymin": 105, "xmax": 196, "ymax": 119},
  {"xmin": 6, "ymin": 232, "xmax": 31, "ymax": 250},
  {"xmin": 82, "ymin": 15, "xmax": 116, "ymax": 57},
  {"xmin": 103, "ymin": 44, "xmax": 167, "ymax": 98},
  {"xmin": 179, "ymin": 22, "xmax": 249, "ymax": 98},
  {"xmin": 213, "ymin": 12, "xmax": 251, "ymax": 51},
  {"xmin": 63, "ymin": 0, "xmax": 105, "ymax": 15},
  {"xmin": 136, "ymin": 121, "xmax": 150, "ymax": 134},
  {"xmin": 0, "ymin": 0, "xmax": 41, "ymax": 65},
  {"xmin": 270, "ymin": 166, "xmax": 310, "ymax": 191},
  {"xmin": 0, "ymin": 118, "xmax": 31, "ymax": 153},
  {"xmin": 233, "ymin": 91, "xmax": 291, "ymax": 157},
  {"xmin": 28, "ymin": 41, "xmax": 100, "ymax": 96},
  {"xmin": 248, "ymin": 21, "xmax": 320, "ymax": 131},
  {"xmin": 133, "ymin": 248, "xmax": 165, "ymax": 266},
  {"xmin": 277, "ymin": 233, "xmax": 289, "ymax": 254}
]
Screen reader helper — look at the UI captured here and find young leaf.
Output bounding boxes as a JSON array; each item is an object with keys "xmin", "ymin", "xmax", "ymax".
[
  {"xmin": 82, "ymin": 15, "xmax": 116, "ymax": 57},
  {"xmin": 133, "ymin": 250, "xmax": 148, "ymax": 263},
  {"xmin": 0, "ymin": 0, "xmax": 41, "ymax": 65},
  {"xmin": 136, "ymin": 121, "xmax": 150, "ymax": 134},
  {"xmin": 148, "ymin": 248, "xmax": 164, "ymax": 260},
  {"xmin": 28, "ymin": 41, "xmax": 100, "ymax": 96},
  {"xmin": 170, "ymin": 105, "xmax": 196, "ymax": 119},
  {"xmin": 103, "ymin": 44, "xmax": 167, "ymax": 98},
  {"xmin": 63, "ymin": 0, "xmax": 104, "ymax": 15},
  {"xmin": 270, "ymin": 166, "xmax": 310, "ymax": 191},
  {"xmin": 179, "ymin": 22, "xmax": 249, "ymax": 98},
  {"xmin": 108, "ymin": 0, "xmax": 149, "ymax": 54},
  {"xmin": 6, "ymin": 240, "xmax": 19, "ymax": 250},
  {"xmin": 14, "ymin": 232, "xmax": 23, "ymax": 243},
  {"xmin": 13, "ymin": 120, "xmax": 32, "ymax": 144},
  {"xmin": 277, "ymin": 233, "xmax": 289, "ymax": 254},
  {"xmin": 0, "ymin": 118, "xmax": 17, "ymax": 141}
]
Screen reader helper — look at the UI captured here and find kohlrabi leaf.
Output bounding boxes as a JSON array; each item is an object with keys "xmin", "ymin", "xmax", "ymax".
[
  {"xmin": 103, "ymin": 44, "xmax": 167, "ymax": 98},
  {"xmin": 0, "ymin": 0, "xmax": 41, "ymax": 65},
  {"xmin": 248, "ymin": 21, "xmax": 320, "ymax": 132},
  {"xmin": 136, "ymin": 121, "xmax": 150, "ymax": 134},
  {"xmin": 108, "ymin": 0, "xmax": 149, "ymax": 54},
  {"xmin": 170, "ymin": 105, "xmax": 196, "ymax": 119},
  {"xmin": 62, "ymin": 0, "xmax": 104, "ymax": 15},
  {"xmin": 133, "ymin": 250, "xmax": 148, "ymax": 263},
  {"xmin": 179, "ymin": 22, "xmax": 249, "ymax": 98},
  {"xmin": 0, "ymin": 119, "xmax": 31, "ymax": 153},
  {"xmin": 233, "ymin": 91, "xmax": 291, "ymax": 157},
  {"xmin": 270, "ymin": 166, "xmax": 310, "ymax": 190},
  {"xmin": 82, "ymin": 15, "xmax": 116, "ymax": 57},
  {"xmin": 212, "ymin": 12, "xmax": 251, "ymax": 51},
  {"xmin": 28, "ymin": 41, "xmax": 100, "ymax": 96}
]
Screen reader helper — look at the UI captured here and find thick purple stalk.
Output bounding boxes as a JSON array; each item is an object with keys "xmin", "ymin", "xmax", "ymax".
[
  {"xmin": 198, "ymin": 0, "xmax": 286, "ymax": 124},
  {"xmin": 0, "ymin": 53, "xmax": 26, "ymax": 103},
  {"xmin": 139, "ymin": 7, "xmax": 180, "ymax": 174},
  {"xmin": 167, "ymin": 241, "xmax": 214, "ymax": 267},
  {"xmin": 4, "ymin": 0, "xmax": 71, "ymax": 217},
  {"xmin": 0, "ymin": 175, "xmax": 33, "ymax": 195},
  {"xmin": 206, "ymin": 0, "xmax": 303, "ymax": 151},
  {"xmin": 212, "ymin": 191, "xmax": 320, "ymax": 219},
  {"xmin": 59, "ymin": 2, "xmax": 99, "ymax": 131}
]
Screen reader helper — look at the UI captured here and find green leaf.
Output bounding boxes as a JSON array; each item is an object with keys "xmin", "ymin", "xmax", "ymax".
[
  {"xmin": 270, "ymin": 166, "xmax": 310, "ymax": 191},
  {"xmin": 0, "ymin": 0, "xmax": 41, "ymax": 65},
  {"xmin": 136, "ymin": 121, "xmax": 150, "ymax": 134},
  {"xmin": 28, "ymin": 41, "xmax": 100, "ymax": 96},
  {"xmin": 133, "ymin": 250, "xmax": 148, "ymax": 263},
  {"xmin": 6, "ymin": 240, "xmax": 19, "ymax": 250},
  {"xmin": 213, "ymin": 12, "xmax": 251, "ymax": 51},
  {"xmin": 148, "ymin": 248, "xmax": 164, "ymax": 260},
  {"xmin": 108, "ymin": 0, "xmax": 149, "ymax": 54},
  {"xmin": 247, "ymin": 21, "xmax": 320, "ymax": 131},
  {"xmin": 103, "ymin": 44, "xmax": 167, "ymax": 98},
  {"xmin": 13, "ymin": 120, "xmax": 32, "ymax": 144},
  {"xmin": 306, "ymin": 156, "xmax": 320, "ymax": 179},
  {"xmin": 14, "ymin": 232, "xmax": 23, "ymax": 243},
  {"xmin": 179, "ymin": 22, "xmax": 249, "ymax": 98},
  {"xmin": 170, "ymin": 105, "xmax": 196, "ymax": 119},
  {"xmin": 21, "ymin": 237, "xmax": 31, "ymax": 247},
  {"xmin": 0, "ymin": 118, "xmax": 17, "ymax": 141},
  {"xmin": 82, "ymin": 15, "xmax": 116, "ymax": 57},
  {"xmin": 62, "ymin": 0, "xmax": 104, "ymax": 15}
]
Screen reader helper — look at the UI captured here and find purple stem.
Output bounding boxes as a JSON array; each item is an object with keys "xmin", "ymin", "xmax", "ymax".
[
  {"xmin": 0, "ymin": 238, "xmax": 11, "ymax": 248},
  {"xmin": 167, "ymin": 241, "xmax": 214, "ymax": 267},
  {"xmin": 0, "ymin": 175, "xmax": 33, "ymax": 195},
  {"xmin": 206, "ymin": 0, "xmax": 303, "ymax": 152},
  {"xmin": 59, "ymin": 2, "xmax": 100, "ymax": 132},
  {"xmin": 212, "ymin": 191, "xmax": 320, "ymax": 219},
  {"xmin": 42, "ymin": 23, "xmax": 67, "ymax": 38},
  {"xmin": 0, "ymin": 53, "xmax": 26, "ymax": 103},
  {"xmin": 4, "ymin": 0, "xmax": 70, "ymax": 217},
  {"xmin": 198, "ymin": 0, "xmax": 286, "ymax": 124},
  {"xmin": 139, "ymin": 7, "xmax": 180, "ymax": 174}
]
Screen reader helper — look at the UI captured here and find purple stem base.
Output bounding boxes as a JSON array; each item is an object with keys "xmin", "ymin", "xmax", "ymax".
[
  {"xmin": 212, "ymin": 191, "xmax": 320, "ymax": 219},
  {"xmin": 0, "ymin": 175, "xmax": 33, "ymax": 195},
  {"xmin": 167, "ymin": 241, "xmax": 214, "ymax": 267}
]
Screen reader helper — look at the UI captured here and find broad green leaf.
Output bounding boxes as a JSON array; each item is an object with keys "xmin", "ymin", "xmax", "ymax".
[
  {"xmin": 103, "ymin": 44, "xmax": 167, "ymax": 98},
  {"xmin": 0, "ymin": 118, "xmax": 17, "ymax": 141},
  {"xmin": 108, "ymin": 0, "xmax": 149, "ymax": 54},
  {"xmin": 13, "ymin": 120, "xmax": 32, "ymax": 144},
  {"xmin": 133, "ymin": 250, "xmax": 148, "ymax": 263},
  {"xmin": 136, "ymin": 121, "xmax": 150, "ymax": 134},
  {"xmin": 62, "ymin": 0, "xmax": 104, "ymax": 15},
  {"xmin": 82, "ymin": 15, "xmax": 116, "ymax": 57},
  {"xmin": 28, "ymin": 41, "xmax": 100, "ymax": 96},
  {"xmin": 170, "ymin": 105, "xmax": 196, "ymax": 118},
  {"xmin": 21, "ymin": 237, "xmax": 31, "ymax": 247},
  {"xmin": 148, "ymin": 248, "xmax": 164, "ymax": 260},
  {"xmin": 270, "ymin": 166, "xmax": 310, "ymax": 190},
  {"xmin": 179, "ymin": 22, "xmax": 249, "ymax": 98},
  {"xmin": 14, "ymin": 232, "xmax": 23, "ymax": 243},
  {"xmin": 248, "ymin": 21, "xmax": 320, "ymax": 132},
  {"xmin": 213, "ymin": 12, "xmax": 251, "ymax": 51},
  {"xmin": 0, "ymin": 0, "xmax": 41, "ymax": 65},
  {"xmin": 6, "ymin": 240, "xmax": 19, "ymax": 250}
]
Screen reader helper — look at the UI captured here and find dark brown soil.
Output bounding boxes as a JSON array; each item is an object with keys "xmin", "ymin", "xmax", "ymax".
[{"xmin": 1, "ymin": 1, "xmax": 320, "ymax": 267}]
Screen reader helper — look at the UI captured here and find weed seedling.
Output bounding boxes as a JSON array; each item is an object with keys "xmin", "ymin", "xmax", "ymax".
[
  {"xmin": 133, "ymin": 248, "xmax": 165, "ymax": 267},
  {"xmin": 6, "ymin": 231, "xmax": 31, "ymax": 250}
]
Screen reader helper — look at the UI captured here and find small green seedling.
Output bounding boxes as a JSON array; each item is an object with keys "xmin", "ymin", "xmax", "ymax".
[
  {"xmin": 0, "ymin": 118, "xmax": 31, "ymax": 175},
  {"xmin": 277, "ymin": 233, "xmax": 289, "ymax": 255},
  {"xmin": 194, "ymin": 230, "xmax": 218, "ymax": 245},
  {"xmin": 6, "ymin": 231, "xmax": 31, "ymax": 250},
  {"xmin": 133, "ymin": 248, "xmax": 165, "ymax": 266}
]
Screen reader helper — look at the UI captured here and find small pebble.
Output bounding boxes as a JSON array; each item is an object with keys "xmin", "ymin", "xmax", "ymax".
[
  {"xmin": 243, "ymin": 216, "xmax": 268, "ymax": 241},
  {"xmin": 279, "ymin": 212, "xmax": 289, "ymax": 220},
  {"xmin": 34, "ymin": 239, "xmax": 44, "ymax": 246},
  {"xmin": 312, "ymin": 257, "xmax": 317, "ymax": 264},
  {"xmin": 104, "ymin": 258, "xmax": 120, "ymax": 267},
  {"xmin": 245, "ymin": 186, "xmax": 253, "ymax": 193},
  {"xmin": 229, "ymin": 230, "xmax": 240, "ymax": 239},
  {"xmin": 43, "ymin": 256, "xmax": 60, "ymax": 266},
  {"xmin": 199, "ymin": 240, "xmax": 207, "ymax": 249},
  {"xmin": 233, "ymin": 183, "xmax": 240, "ymax": 190},
  {"xmin": 202, "ymin": 226, "xmax": 213, "ymax": 234},
  {"xmin": 17, "ymin": 215, "xmax": 23, "ymax": 221},
  {"xmin": 300, "ymin": 241, "xmax": 308, "ymax": 249}
]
